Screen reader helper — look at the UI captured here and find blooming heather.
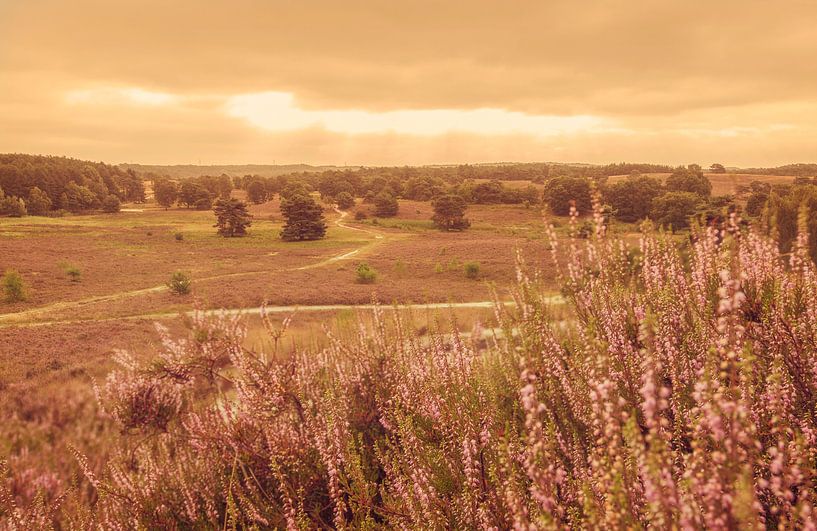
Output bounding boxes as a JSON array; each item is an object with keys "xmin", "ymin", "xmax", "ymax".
[{"xmin": 3, "ymin": 205, "xmax": 817, "ymax": 529}]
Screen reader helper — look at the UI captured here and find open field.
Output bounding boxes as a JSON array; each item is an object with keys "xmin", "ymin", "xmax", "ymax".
[{"xmin": 608, "ymin": 172, "xmax": 796, "ymax": 195}]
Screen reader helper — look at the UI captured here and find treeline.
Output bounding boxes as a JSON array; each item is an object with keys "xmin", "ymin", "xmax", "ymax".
[
  {"xmin": 541, "ymin": 165, "xmax": 723, "ymax": 230},
  {"xmin": 739, "ymin": 163, "xmax": 817, "ymax": 177},
  {"xmin": 0, "ymin": 154, "xmax": 144, "ymax": 216}
]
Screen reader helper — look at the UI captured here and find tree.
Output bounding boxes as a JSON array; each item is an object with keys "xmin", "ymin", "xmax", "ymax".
[
  {"xmin": 213, "ymin": 198, "xmax": 252, "ymax": 237},
  {"xmin": 280, "ymin": 194, "xmax": 327, "ymax": 241},
  {"xmin": 247, "ymin": 180, "xmax": 268, "ymax": 204},
  {"xmin": 544, "ymin": 176, "xmax": 592, "ymax": 216},
  {"xmin": 335, "ymin": 192, "xmax": 355, "ymax": 210},
  {"xmin": 178, "ymin": 182, "xmax": 212, "ymax": 209},
  {"xmin": 709, "ymin": 163, "xmax": 726, "ymax": 174},
  {"xmin": 650, "ymin": 191, "xmax": 702, "ymax": 229},
  {"xmin": 102, "ymin": 195, "xmax": 121, "ymax": 213},
  {"xmin": 0, "ymin": 196, "xmax": 27, "ymax": 217},
  {"xmin": 604, "ymin": 176, "xmax": 663, "ymax": 222},
  {"xmin": 666, "ymin": 166, "xmax": 712, "ymax": 198},
  {"xmin": 471, "ymin": 180, "xmax": 505, "ymax": 204},
  {"xmin": 432, "ymin": 194, "xmax": 470, "ymax": 231},
  {"xmin": 26, "ymin": 186, "xmax": 52, "ymax": 215},
  {"xmin": 280, "ymin": 182, "xmax": 311, "ymax": 201},
  {"xmin": 61, "ymin": 182, "xmax": 98, "ymax": 212},
  {"xmin": 154, "ymin": 179, "xmax": 178, "ymax": 209},
  {"xmin": 374, "ymin": 192, "xmax": 399, "ymax": 217}
]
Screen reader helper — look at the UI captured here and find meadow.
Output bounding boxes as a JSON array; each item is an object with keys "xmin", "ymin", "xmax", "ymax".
[{"xmin": 2, "ymin": 169, "xmax": 815, "ymax": 528}]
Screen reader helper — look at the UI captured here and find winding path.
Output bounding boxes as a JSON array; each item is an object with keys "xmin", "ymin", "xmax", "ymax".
[{"xmin": 0, "ymin": 207, "xmax": 398, "ymax": 327}]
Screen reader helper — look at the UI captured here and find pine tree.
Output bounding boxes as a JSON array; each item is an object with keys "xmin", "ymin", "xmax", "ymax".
[
  {"xmin": 280, "ymin": 194, "xmax": 327, "ymax": 241},
  {"xmin": 213, "ymin": 198, "xmax": 252, "ymax": 237}
]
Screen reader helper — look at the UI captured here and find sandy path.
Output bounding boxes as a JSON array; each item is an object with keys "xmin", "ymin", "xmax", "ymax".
[{"xmin": 0, "ymin": 207, "xmax": 397, "ymax": 326}]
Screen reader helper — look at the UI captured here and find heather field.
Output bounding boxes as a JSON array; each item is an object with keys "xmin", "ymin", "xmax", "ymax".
[{"xmin": 5, "ymin": 163, "xmax": 817, "ymax": 527}]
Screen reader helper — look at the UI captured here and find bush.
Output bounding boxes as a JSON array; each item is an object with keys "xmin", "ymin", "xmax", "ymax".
[
  {"xmin": 355, "ymin": 262, "xmax": 377, "ymax": 284},
  {"xmin": 354, "ymin": 210, "xmax": 368, "ymax": 221},
  {"xmin": 64, "ymin": 265, "xmax": 81, "ymax": 282},
  {"xmin": 2, "ymin": 269, "xmax": 26, "ymax": 302},
  {"xmin": 57, "ymin": 211, "xmax": 817, "ymax": 529},
  {"xmin": 174, "ymin": 232, "xmax": 184, "ymax": 241},
  {"xmin": 463, "ymin": 261, "xmax": 481, "ymax": 279},
  {"xmin": 167, "ymin": 271, "xmax": 192, "ymax": 295}
]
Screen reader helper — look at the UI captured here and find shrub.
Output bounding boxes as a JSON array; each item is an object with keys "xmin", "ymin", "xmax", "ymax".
[
  {"xmin": 463, "ymin": 261, "xmax": 481, "ymax": 279},
  {"xmin": 65, "ymin": 265, "xmax": 81, "ymax": 282},
  {"xmin": 54, "ymin": 209, "xmax": 817, "ymax": 529},
  {"xmin": 354, "ymin": 210, "xmax": 368, "ymax": 221},
  {"xmin": 174, "ymin": 232, "xmax": 184, "ymax": 241},
  {"xmin": 167, "ymin": 271, "xmax": 191, "ymax": 295},
  {"xmin": 2, "ymin": 269, "xmax": 26, "ymax": 302},
  {"xmin": 355, "ymin": 262, "xmax": 377, "ymax": 283}
]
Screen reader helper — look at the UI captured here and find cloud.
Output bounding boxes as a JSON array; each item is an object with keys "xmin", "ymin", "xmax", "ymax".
[{"xmin": 1, "ymin": 0, "xmax": 817, "ymax": 165}]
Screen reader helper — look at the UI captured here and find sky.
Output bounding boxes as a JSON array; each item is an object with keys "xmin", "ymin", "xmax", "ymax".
[{"xmin": 2, "ymin": 0, "xmax": 817, "ymax": 167}]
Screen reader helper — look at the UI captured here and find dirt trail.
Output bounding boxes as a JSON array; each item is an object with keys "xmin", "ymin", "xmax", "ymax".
[
  {"xmin": 0, "ymin": 207, "xmax": 397, "ymax": 327},
  {"xmin": 1, "ymin": 297, "xmax": 565, "ymax": 329}
]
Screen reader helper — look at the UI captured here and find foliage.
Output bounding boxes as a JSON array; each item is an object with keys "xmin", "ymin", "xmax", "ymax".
[
  {"xmin": 213, "ymin": 198, "xmax": 252, "ymax": 237},
  {"xmin": 604, "ymin": 175, "xmax": 663, "ymax": 222},
  {"xmin": 650, "ymin": 191, "xmax": 702, "ymax": 229},
  {"xmin": 246, "ymin": 180, "xmax": 269, "ymax": 204},
  {"xmin": 59, "ymin": 182, "xmax": 99, "ymax": 212},
  {"xmin": 0, "ymin": 196, "xmax": 27, "ymax": 217},
  {"xmin": 463, "ymin": 261, "xmax": 480, "ymax": 279},
  {"xmin": 64, "ymin": 265, "xmax": 82, "ymax": 282},
  {"xmin": 178, "ymin": 182, "xmax": 212, "ymax": 209},
  {"xmin": 12, "ymin": 206, "xmax": 815, "ymax": 528},
  {"xmin": 432, "ymin": 194, "xmax": 470, "ymax": 231},
  {"xmin": 174, "ymin": 232, "xmax": 184, "ymax": 242},
  {"xmin": 0, "ymin": 153, "xmax": 144, "ymax": 208},
  {"xmin": 25, "ymin": 187, "xmax": 52, "ymax": 216},
  {"xmin": 335, "ymin": 191, "xmax": 355, "ymax": 210},
  {"xmin": 153, "ymin": 179, "xmax": 179, "ymax": 209},
  {"xmin": 373, "ymin": 191, "xmax": 399, "ymax": 217},
  {"xmin": 101, "ymin": 195, "xmax": 121, "ymax": 213},
  {"xmin": 544, "ymin": 176, "xmax": 592, "ymax": 215},
  {"xmin": 167, "ymin": 271, "xmax": 192, "ymax": 295},
  {"xmin": 354, "ymin": 210, "xmax": 367, "ymax": 221},
  {"xmin": 710, "ymin": 163, "xmax": 726, "ymax": 173},
  {"xmin": 762, "ymin": 184, "xmax": 817, "ymax": 262},
  {"xmin": 2, "ymin": 269, "xmax": 27, "ymax": 302},
  {"xmin": 280, "ymin": 194, "xmax": 327, "ymax": 241},
  {"xmin": 355, "ymin": 262, "xmax": 378, "ymax": 283},
  {"xmin": 665, "ymin": 165, "xmax": 712, "ymax": 198}
]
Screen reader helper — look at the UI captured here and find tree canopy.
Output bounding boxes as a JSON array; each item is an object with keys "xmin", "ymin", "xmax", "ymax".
[{"xmin": 280, "ymin": 194, "xmax": 327, "ymax": 241}]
